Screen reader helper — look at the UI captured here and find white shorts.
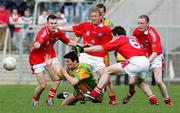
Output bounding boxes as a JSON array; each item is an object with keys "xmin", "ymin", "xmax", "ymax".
[
  {"xmin": 79, "ymin": 53, "xmax": 105, "ymax": 72},
  {"xmin": 119, "ymin": 56, "xmax": 150, "ymax": 80},
  {"xmin": 31, "ymin": 57, "xmax": 59, "ymax": 74},
  {"xmin": 150, "ymin": 54, "xmax": 164, "ymax": 69}
]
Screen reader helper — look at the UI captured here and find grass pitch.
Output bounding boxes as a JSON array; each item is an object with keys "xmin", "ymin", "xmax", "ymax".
[{"xmin": 0, "ymin": 84, "xmax": 179, "ymax": 113}]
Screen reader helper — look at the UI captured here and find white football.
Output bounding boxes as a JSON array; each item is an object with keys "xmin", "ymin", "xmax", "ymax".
[{"xmin": 3, "ymin": 57, "xmax": 17, "ymax": 71}]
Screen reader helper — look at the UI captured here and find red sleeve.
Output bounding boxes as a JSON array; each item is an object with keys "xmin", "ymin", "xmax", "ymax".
[
  {"xmin": 72, "ymin": 22, "xmax": 88, "ymax": 37},
  {"xmin": 34, "ymin": 29, "xmax": 47, "ymax": 45},
  {"xmin": 102, "ymin": 37, "xmax": 122, "ymax": 52},
  {"xmin": 57, "ymin": 29, "xmax": 70, "ymax": 44},
  {"xmin": 149, "ymin": 29, "xmax": 161, "ymax": 53}
]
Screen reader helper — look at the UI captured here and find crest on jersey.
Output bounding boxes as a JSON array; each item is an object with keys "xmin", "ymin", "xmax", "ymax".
[
  {"xmin": 91, "ymin": 40, "xmax": 95, "ymax": 45},
  {"xmin": 46, "ymin": 41, "xmax": 50, "ymax": 45},
  {"xmin": 86, "ymin": 31, "xmax": 90, "ymax": 36},
  {"xmin": 40, "ymin": 30, "xmax": 47, "ymax": 38},
  {"xmin": 98, "ymin": 33, "xmax": 103, "ymax": 38},
  {"xmin": 144, "ymin": 39, "xmax": 149, "ymax": 46}
]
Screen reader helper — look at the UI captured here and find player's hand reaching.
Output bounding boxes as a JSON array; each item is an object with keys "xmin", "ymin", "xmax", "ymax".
[
  {"xmin": 74, "ymin": 45, "xmax": 84, "ymax": 54},
  {"xmin": 44, "ymin": 54, "xmax": 53, "ymax": 66},
  {"xmin": 76, "ymin": 43, "xmax": 92, "ymax": 48},
  {"xmin": 29, "ymin": 42, "xmax": 41, "ymax": 51},
  {"xmin": 29, "ymin": 42, "xmax": 34, "ymax": 52},
  {"xmin": 60, "ymin": 67, "xmax": 68, "ymax": 76}
]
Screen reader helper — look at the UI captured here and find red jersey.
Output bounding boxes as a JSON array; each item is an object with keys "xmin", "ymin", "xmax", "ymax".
[
  {"xmin": 0, "ymin": 8, "xmax": 10, "ymax": 24},
  {"xmin": 102, "ymin": 35, "xmax": 145, "ymax": 59},
  {"xmin": 132, "ymin": 26, "xmax": 162, "ymax": 57},
  {"xmin": 73, "ymin": 22, "xmax": 112, "ymax": 57},
  {"xmin": 29, "ymin": 26, "xmax": 70, "ymax": 65},
  {"xmin": 9, "ymin": 14, "xmax": 22, "ymax": 32}
]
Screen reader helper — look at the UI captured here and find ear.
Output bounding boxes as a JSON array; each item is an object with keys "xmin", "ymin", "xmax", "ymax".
[{"xmin": 115, "ymin": 33, "xmax": 119, "ymax": 37}]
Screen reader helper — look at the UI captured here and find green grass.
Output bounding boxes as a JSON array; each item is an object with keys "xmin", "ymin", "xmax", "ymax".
[{"xmin": 0, "ymin": 84, "xmax": 179, "ymax": 113}]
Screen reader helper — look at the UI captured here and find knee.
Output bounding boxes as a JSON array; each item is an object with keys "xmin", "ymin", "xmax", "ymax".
[
  {"xmin": 156, "ymin": 80, "xmax": 163, "ymax": 86},
  {"xmin": 128, "ymin": 78, "xmax": 135, "ymax": 85},
  {"xmin": 104, "ymin": 68, "xmax": 113, "ymax": 75},
  {"xmin": 39, "ymin": 83, "xmax": 47, "ymax": 89}
]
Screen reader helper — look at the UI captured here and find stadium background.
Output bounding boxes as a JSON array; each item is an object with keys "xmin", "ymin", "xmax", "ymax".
[
  {"xmin": 0, "ymin": 0, "xmax": 180, "ymax": 113},
  {"xmin": 1, "ymin": 0, "xmax": 179, "ymax": 84}
]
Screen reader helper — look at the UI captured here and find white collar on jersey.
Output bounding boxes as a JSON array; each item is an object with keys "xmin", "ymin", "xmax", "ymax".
[
  {"xmin": 144, "ymin": 29, "xmax": 148, "ymax": 35},
  {"xmin": 98, "ymin": 23, "xmax": 104, "ymax": 27}
]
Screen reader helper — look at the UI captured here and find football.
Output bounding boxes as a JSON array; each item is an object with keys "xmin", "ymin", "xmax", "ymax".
[{"xmin": 3, "ymin": 57, "xmax": 17, "ymax": 71}]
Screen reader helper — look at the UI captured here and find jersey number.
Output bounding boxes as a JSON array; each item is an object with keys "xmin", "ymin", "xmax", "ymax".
[{"xmin": 129, "ymin": 39, "xmax": 141, "ymax": 49}]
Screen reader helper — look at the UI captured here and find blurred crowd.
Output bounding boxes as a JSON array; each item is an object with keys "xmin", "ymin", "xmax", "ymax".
[{"xmin": 0, "ymin": 0, "xmax": 94, "ymax": 51}]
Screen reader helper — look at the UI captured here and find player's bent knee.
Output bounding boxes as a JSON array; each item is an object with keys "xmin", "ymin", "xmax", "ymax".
[
  {"xmin": 104, "ymin": 68, "xmax": 113, "ymax": 75},
  {"xmin": 39, "ymin": 83, "xmax": 47, "ymax": 89},
  {"xmin": 156, "ymin": 81, "xmax": 164, "ymax": 86}
]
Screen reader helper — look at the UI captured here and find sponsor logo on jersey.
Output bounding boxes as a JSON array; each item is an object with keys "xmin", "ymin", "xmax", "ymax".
[
  {"xmin": 98, "ymin": 33, "xmax": 103, "ymax": 38},
  {"xmin": 86, "ymin": 31, "xmax": 90, "ymax": 36},
  {"xmin": 40, "ymin": 30, "xmax": 47, "ymax": 38}
]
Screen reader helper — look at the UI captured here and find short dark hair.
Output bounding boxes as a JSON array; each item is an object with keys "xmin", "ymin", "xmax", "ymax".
[
  {"xmin": 112, "ymin": 26, "xmax": 126, "ymax": 36},
  {"xmin": 139, "ymin": 15, "xmax": 150, "ymax": 23},
  {"xmin": 47, "ymin": 15, "xmax": 57, "ymax": 22},
  {"xmin": 64, "ymin": 51, "xmax": 79, "ymax": 63},
  {"xmin": 96, "ymin": 3, "xmax": 106, "ymax": 13}
]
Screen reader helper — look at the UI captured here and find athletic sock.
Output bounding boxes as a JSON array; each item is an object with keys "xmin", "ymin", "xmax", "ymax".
[
  {"xmin": 33, "ymin": 96, "xmax": 40, "ymax": 101},
  {"xmin": 164, "ymin": 97, "xmax": 173, "ymax": 105},
  {"xmin": 129, "ymin": 90, "xmax": 135, "ymax": 95},
  {"xmin": 48, "ymin": 88, "xmax": 57, "ymax": 99},
  {"xmin": 148, "ymin": 95, "xmax": 158, "ymax": 105},
  {"xmin": 91, "ymin": 87, "xmax": 102, "ymax": 98},
  {"xmin": 109, "ymin": 95, "xmax": 117, "ymax": 102}
]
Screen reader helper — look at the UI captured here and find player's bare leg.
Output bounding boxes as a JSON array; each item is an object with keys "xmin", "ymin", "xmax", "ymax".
[
  {"xmin": 91, "ymin": 63, "xmax": 123, "ymax": 103},
  {"xmin": 32, "ymin": 72, "xmax": 47, "ymax": 106},
  {"xmin": 46, "ymin": 63, "xmax": 61, "ymax": 106},
  {"xmin": 97, "ymin": 68, "xmax": 118, "ymax": 105},
  {"xmin": 122, "ymin": 77, "xmax": 135, "ymax": 104},
  {"xmin": 46, "ymin": 81, "xmax": 61, "ymax": 106},
  {"xmin": 153, "ymin": 67, "xmax": 173, "ymax": 105},
  {"xmin": 61, "ymin": 94, "xmax": 78, "ymax": 105},
  {"xmin": 136, "ymin": 77, "xmax": 158, "ymax": 105}
]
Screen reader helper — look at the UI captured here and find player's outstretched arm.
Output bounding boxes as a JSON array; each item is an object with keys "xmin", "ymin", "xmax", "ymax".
[
  {"xmin": 74, "ymin": 45, "xmax": 104, "ymax": 54},
  {"xmin": 84, "ymin": 45, "xmax": 104, "ymax": 52},
  {"xmin": 29, "ymin": 42, "xmax": 41, "ymax": 51},
  {"xmin": 59, "ymin": 25, "xmax": 73, "ymax": 32},
  {"xmin": 60, "ymin": 67, "xmax": 79, "ymax": 86}
]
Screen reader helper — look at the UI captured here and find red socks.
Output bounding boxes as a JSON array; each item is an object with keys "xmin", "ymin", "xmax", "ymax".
[
  {"xmin": 149, "ymin": 95, "xmax": 158, "ymax": 105},
  {"xmin": 109, "ymin": 95, "xmax": 116, "ymax": 102},
  {"xmin": 48, "ymin": 88, "xmax": 57, "ymax": 99},
  {"xmin": 164, "ymin": 97, "xmax": 173, "ymax": 105},
  {"xmin": 33, "ymin": 96, "xmax": 40, "ymax": 101},
  {"xmin": 91, "ymin": 87, "xmax": 102, "ymax": 97}
]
